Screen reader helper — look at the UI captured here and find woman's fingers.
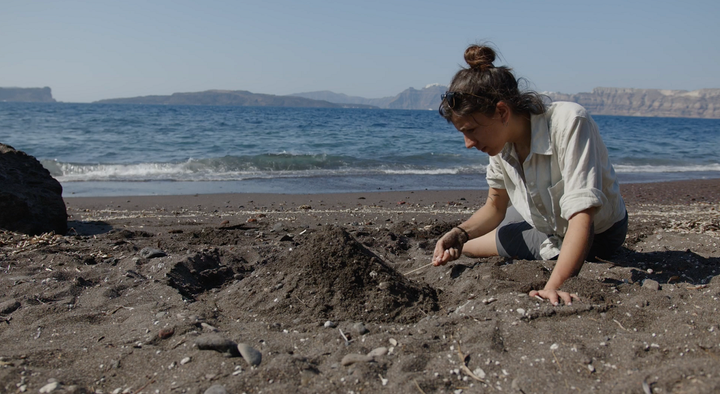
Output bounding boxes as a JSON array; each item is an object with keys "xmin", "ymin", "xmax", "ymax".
[{"xmin": 529, "ymin": 290, "xmax": 580, "ymax": 306}]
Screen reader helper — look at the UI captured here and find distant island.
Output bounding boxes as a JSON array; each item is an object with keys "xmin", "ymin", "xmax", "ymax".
[
  {"xmin": 4, "ymin": 85, "xmax": 719, "ymax": 118},
  {"xmin": 93, "ymin": 90, "xmax": 376, "ymax": 109},
  {"xmin": 0, "ymin": 87, "xmax": 56, "ymax": 103}
]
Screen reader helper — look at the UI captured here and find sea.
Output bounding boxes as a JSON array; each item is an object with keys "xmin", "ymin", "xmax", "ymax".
[{"xmin": 1, "ymin": 102, "xmax": 719, "ymax": 197}]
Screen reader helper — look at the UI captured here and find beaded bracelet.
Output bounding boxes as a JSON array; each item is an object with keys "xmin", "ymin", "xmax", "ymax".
[{"xmin": 454, "ymin": 226, "xmax": 470, "ymax": 243}]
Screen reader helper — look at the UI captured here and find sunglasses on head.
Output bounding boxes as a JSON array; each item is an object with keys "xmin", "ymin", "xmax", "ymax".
[{"xmin": 441, "ymin": 91, "xmax": 484, "ymax": 109}]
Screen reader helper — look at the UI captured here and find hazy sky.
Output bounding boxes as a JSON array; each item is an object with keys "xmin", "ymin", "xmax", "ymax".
[{"xmin": 2, "ymin": 0, "xmax": 718, "ymax": 103}]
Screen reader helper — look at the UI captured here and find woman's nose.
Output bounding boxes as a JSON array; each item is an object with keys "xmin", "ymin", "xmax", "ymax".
[{"xmin": 464, "ymin": 134, "xmax": 476, "ymax": 149}]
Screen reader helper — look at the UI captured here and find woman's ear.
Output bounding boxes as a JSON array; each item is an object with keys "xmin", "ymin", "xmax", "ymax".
[{"xmin": 495, "ymin": 101, "xmax": 511, "ymax": 124}]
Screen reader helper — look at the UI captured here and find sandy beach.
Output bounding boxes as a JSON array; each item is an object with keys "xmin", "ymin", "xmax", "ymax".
[{"xmin": 1, "ymin": 178, "xmax": 719, "ymax": 393}]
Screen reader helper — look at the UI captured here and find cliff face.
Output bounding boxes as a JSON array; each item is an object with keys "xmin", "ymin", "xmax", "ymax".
[
  {"xmin": 0, "ymin": 87, "xmax": 56, "ymax": 103},
  {"xmin": 93, "ymin": 90, "xmax": 375, "ymax": 108},
  {"xmin": 547, "ymin": 87, "xmax": 720, "ymax": 119}
]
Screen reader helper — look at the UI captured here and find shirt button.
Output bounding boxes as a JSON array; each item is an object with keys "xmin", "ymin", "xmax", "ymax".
[{"xmin": 529, "ymin": 181, "xmax": 535, "ymax": 187}]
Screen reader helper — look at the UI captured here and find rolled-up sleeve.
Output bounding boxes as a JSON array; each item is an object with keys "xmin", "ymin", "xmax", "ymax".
[
  {"xmin": 557, "ymin": 115, "xmax": 609, "ymax": 219},
  {"xmin": 485, "ymin": 156, "xmax": 507, "ymax": 190}
]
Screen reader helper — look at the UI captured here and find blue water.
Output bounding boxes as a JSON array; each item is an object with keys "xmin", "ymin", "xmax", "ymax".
[{"xmin": 1, "ymin": 102, "xmax": 719, "ymax": 196}]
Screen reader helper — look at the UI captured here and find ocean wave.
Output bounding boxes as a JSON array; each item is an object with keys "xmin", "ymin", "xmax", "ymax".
[
  {"xmin": 41, "ymin": 155, "xmax": 484, "ymax": 182},
  {"xmin": 614, "ymin": 163, "xmax": 720, "ymax": 173}
]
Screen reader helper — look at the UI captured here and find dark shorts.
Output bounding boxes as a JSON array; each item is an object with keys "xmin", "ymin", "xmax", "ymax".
[{"xmin": 495, "ymin": 207, "xmax": 628, "ymax": 261}]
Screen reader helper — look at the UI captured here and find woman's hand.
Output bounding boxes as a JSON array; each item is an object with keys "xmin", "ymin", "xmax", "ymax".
[
  {"xmin": 432, "ymin": 227, "xmax": 468, "ymax": 266},
  {"xmin": 529, "ymin": 289, "xmax": 579, "ymax": 306}
]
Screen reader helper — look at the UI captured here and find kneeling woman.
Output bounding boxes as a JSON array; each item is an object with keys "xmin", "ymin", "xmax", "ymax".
[{"xmin": 433, "ymin": 44, "xmax": 627, "ymax": 306}]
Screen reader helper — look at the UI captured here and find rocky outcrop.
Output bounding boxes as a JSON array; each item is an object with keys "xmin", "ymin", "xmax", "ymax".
[
  {"xmin": 386, "ymin": 84, "xmax": 446, "ymax": 110},
  {"xmin": 94, "ymin": 90, "xmax": 374, "ymax": 108},
  {"xmin": 0, "ymin": 144, "xmax": 67, "ymax": 235},
  {"xmin": 547, "ymin": 87, "xmax": 720, "ymax": 119},
  {"xmin": 0, "ymin": 87, "xmax": 56, "ymax": 103}
]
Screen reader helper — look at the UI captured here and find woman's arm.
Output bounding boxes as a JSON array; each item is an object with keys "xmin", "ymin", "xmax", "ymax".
[
  {"xmin": 432, "ymin": 188, "xmax": 510, "ymax": 266},
  {"xmin": 530, "ymin": 207, "xmax": 595, "ymax": 305}
]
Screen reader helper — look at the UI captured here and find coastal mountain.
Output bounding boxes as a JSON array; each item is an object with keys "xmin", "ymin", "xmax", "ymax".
[
  {"xmin": 546, "ymin": 87, "xmax": 720, "ymax": 119},
  {"xmin": 0, "ymin": 87, "xmax": 56, "ymax": 103},
  {"xmin": 93, "ymin": 90, "xmax": 376, "ymax": 108},
  {"xmin": 290, "ymin": 91, "xmax": 395, "ymax": 108},
  {"xmin": 293, "ymin": 84, "xmax": 446, "ymax": 110}
]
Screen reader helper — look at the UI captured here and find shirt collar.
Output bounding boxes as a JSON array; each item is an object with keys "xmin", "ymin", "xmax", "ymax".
[{"xmin": 499, "ymin": 111, "xmax": 553, "ymax": 162}]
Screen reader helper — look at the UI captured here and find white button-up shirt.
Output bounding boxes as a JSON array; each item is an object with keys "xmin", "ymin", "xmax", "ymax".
[{"xmin": 486, "ymin": 102, "xmax": 626, "ymax": 259}]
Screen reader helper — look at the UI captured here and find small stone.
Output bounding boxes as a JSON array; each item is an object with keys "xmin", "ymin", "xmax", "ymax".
[
  {"xmin": 237, "ymin": 343, "xmax": 262, "ymax": 366},
  {"xmin": 647, "ymin": 268, "xmax": 654, "ymax": 274},
  {"xmin": 550, "ymin": 343, "xmax": 559, "ymax": 350},
  {"xmin": 368, "ymin": 347, "xmax": 388, "ymax": 358},
  {"xmin": 139, "ymin": 247, "xmax": 166, "ymax": 259},
  {"xmin": 39, "ymin": 382, "xmax": 59, "ymax": 393},
  {"xmin": 204, "ymin": 385, "xmax": 227, "ymax": 394},
  {"xmin": 201, "ymin": 322, "xmax": 219, "ymax": 332},
  {"xmin": 180, "ymin": 357, "xmax": 191, "ymax": 365},
  {"xmin": 588, "ymin": 364, "xmax": 595, "ymax": 373},
  {"xmin": 341, "ymin": 353, "xmax": 372, "ymax": 366},
  {"xmin": 473, "ymin": 367, "xmax": 486, "ymax": 379},
  {"xmin": 388, "ymin": 338, "xmax": 398, "ymax": 346},
  {"xmin": 642, "ymin": 279, "xmax": 660, "ymax": 291},
  {"xmin": 323, "ymin": 320, "xmax": 337, "ymax": 328},
  {"xmin": 516, "ymin": 308, "xmax": 526, "ymax": 316},
  {"xmin": 158, "ymin": 327, "xmax": 175, "ymax": 339},
  {"xmin": 354, "ymin": 322, "xmax": 369, "ymax": 335},
  {"xmin": 195, "ymin": 334, "xmax": 240, "ymax": 357}
]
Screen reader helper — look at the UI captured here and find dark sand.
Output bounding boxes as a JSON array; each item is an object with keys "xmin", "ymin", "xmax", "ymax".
[{"xmin": 1, "ymin": 179, "xmax": 719, "ymax": 393}]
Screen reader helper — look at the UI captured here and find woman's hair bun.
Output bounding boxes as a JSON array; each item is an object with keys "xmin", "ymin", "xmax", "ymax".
[{"xmin": 464, "ymin": 45, "xmax": 496, "ymax": 71}]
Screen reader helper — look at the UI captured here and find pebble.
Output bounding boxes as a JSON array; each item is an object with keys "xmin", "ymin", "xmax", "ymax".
[
  {"xmin": 367, "ymin": 347, "xmax": 388, "ymax": 357},
  {"xmin": 323, "ymin": 320, "xmax": 337, "ymax": 328},
  {"xmin": 341, "ymin": 353, "xmax": 372, "ymax": 366},
  {"xmin": 39, "ymin": 382, "xmax": 59, "ymax": 393},
  {"xmin": 237, "ymin": 343, "xmax": 262, "ymax": 366},
  {"xmin": 0, "ymin": 299, "xmax": 20, "ymax": 315},
  {"xmin": 388, "ymin": 338, "xmax": 398, "ymax": 346},
  {"xmin": 642, "ymin": 279, "xmax": 660, "ymax": 291},
  {"xmin": 195, "ymin": 334, "xmax": 240, "ymax": 357},
  {"xmin": 201, "ymin": 322, "xmax": 219, "ymax": 332},
  {"xmin": 473, "ymin": 367, "xmax": 486, "ymax": 379},
  {"xmin": 354, "ymin": 322, "xmax": 369, "ymax": 335},
  {"xmin": 180, "ymin": 357, "xmax": 191, "ymax": 365},
  {"xmin": 158, "ymin": 327, "xmax": 175, "ymax": 339},
  {"xmin": 139, "ymin": 247, "xmax": 166, "ymax": 259},
  {"xmin": 516, "ymin": 308, "xmax": 526, "ymax": 316},
  {"xmin": 204, "ymin": 385, "xmax": 228, "ymax": 394}
]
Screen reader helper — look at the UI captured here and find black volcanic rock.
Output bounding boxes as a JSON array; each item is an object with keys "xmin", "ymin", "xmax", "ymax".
[
  {"xmin": 0, "ymin": 87, "xmax": 56, "ymax": 103},
  {"xmin": 0, "ymin": 144, "xmax": 67, "ymax": 235}
]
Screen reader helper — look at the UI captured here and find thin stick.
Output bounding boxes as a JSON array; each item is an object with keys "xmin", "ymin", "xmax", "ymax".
[
  {"xmin": 456, "ymin": 345, "xmax": 487, "ymax": 384},
  {"xmin": 613, "ymin": 319, "xmax": 629, "ymax": 331},
  {"xmin": 594, "ymin": 256, "xmax": 616, "ymax": 265},
  {"xmin": 404, "ymin": 262, "xmax": 435, "ymax": 275},
  {"xmin": 413, "ymin": 379, "xmax": 426, "ymax": 394}
]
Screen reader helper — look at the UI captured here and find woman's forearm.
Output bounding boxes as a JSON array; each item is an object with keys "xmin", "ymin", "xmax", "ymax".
[{"xmin": 544, "ymin": 209, "xmax": 595, "ymax": 290}]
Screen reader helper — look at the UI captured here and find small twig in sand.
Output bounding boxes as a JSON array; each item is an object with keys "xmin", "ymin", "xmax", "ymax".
[
  {"xmin": 338, "ymin": 328, "xmax": 352, "ymax": 345},
  {"xmin": 413, "ymin": 379, "xmax": 426, "ymax": 394},
  {"xmin": 404, "ymin": 262, "xmax": 435, "ymax": 275},
  {"xmin": 613, "ymin": 319, "xmax": 629, "ymax": 331},
  {"xmin": 132, "ymin": 377, "xmax": 156, "ymax": 394},
  {"xmin": 594, "ymin": 256, "xmax": 617, "ymax": 266},
  {"xmin": 456, "ymin": 345, "xmax": 488, "ymax": 384},
  {"xmin": 294, "ymin": 295, "xmax": 308, "ymax": 307}
]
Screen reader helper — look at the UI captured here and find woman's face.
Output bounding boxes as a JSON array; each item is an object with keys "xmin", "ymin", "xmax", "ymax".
[{"xmin": 451, "ymin": 112, "xmax": 507, "ymax": 156}]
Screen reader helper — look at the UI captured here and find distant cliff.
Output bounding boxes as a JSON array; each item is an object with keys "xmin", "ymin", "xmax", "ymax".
[
  {"xmin": 546, "ymin": 87, "xmax": 720, "ymax": 119},
  {"xmin": 94, "ymin": 90, "xmax": 375, "ymax": 108},
  {"xmin": 0, "ymin": 87, "xmax": 56, "ymax": 103},
  {"xmin": 293, "ymin": 84, "xmax": 446, "ymax": 110}
]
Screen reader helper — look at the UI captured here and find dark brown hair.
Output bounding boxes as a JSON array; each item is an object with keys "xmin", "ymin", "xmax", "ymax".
[{"xmin": 439, "ymin": 44, "xmax": 546, "ymax": 121}]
